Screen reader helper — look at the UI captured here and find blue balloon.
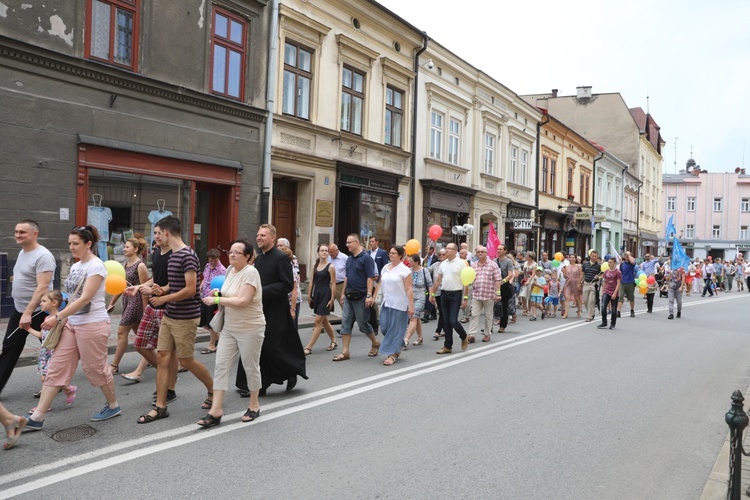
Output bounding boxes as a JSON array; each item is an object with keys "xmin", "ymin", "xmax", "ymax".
[
  {"xmin": 210, "ymin": 275, "xmax": 226, "ymax": 291},
  {"xmin": 60, "ymin": 292, "xmax": 68, "ymax": 311}
]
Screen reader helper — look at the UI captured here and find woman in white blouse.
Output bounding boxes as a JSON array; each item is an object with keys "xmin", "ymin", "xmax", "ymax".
[{"xmin": 373, "ymin": 246, "xmax": 414, "ymax": 366}]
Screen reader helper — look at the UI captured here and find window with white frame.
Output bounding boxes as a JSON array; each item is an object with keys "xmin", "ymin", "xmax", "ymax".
[
  {"xmin": 687, "ymin": 197, "xmax": 696, "ymax": 211},
  {"xmin": 282, "ymin": 41, "xmax": 312, "ymax": 119},
  {"xmin": 541, "ymin": 157, "xmax": 548, "ymax": 192},
  {"xmin": 741, "ymin": 226, "xmax": 748, "ymax": 240},
  {"xmin": 597, "ymin": 177, "xmax": 602, "ymax": 205},
  {"xmin": 429, "ymin": 111, "xmax": 443, "ymax": 160},
  {"xmin": 667, "ymin": 196, "xmax": 676, "ymax": 211},
  {"xmin": 712, "ymin": 225, "xmax": 721, "ymax": 239},
  {"xmin": 509, "ymin": 146, "xmax": 517, "ymax": 181},
  {"xmin": 520, "ymin": 150, "xmax": 528, "ymax": 185},
  {"xmin": 484, "ymin": 133, "xmax": 495, "ymax": 175},
  {"xmin": 448, "ymin": 118, "xmax": 460, "ymax": 165},
  {"xmin": 742, "ymin": 198, "xmax": 750, "ymax": 212},
  {"xmin": 686, "ymin": 224, "xmax": 695, "ymax": 239},
  {"xmin": 713, "ymin": 197, "xmax": 722, "ymax": 211},
  {"xmin": 607, "ymin": 181, "xmax": 612, "ymax": 206}
]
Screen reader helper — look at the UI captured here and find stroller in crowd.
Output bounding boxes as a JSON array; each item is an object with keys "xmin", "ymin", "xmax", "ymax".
[{"xmin": 655, "ymin": 270, "xmax": 668, "ymax": 298}]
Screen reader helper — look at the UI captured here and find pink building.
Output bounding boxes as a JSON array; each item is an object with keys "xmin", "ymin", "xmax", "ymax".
[{"xmin": 662, "ymin": 158, "xmax": 750, "ymax": 260}]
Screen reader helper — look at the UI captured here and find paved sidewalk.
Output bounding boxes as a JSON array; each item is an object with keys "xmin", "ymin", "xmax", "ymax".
[{"xmin": 2, "ymin": 304, "xmax": 341, "ymax": 368}]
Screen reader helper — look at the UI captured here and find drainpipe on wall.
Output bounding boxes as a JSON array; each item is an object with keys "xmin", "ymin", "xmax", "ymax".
[
  {"xmin": 410, "ymin": 33, "xmax": 429, "ymax": 239},
  {"xmin": 620, "ymin": 164, "xmax": 628, "ymax": 253},
  {"xmin": 535, "ymin": 111, "xmax": 551, "ymax": 257},
  {"xmin": 636, "ymin": 179, "xmax": 643, "ymax": 256},
  {"xmin": 591, "ymin": 150, "xmax": 603, "ymax": 251},
  {"xmin": 260, "ymin": 0, "xmax": 280, "ymax": 224}
]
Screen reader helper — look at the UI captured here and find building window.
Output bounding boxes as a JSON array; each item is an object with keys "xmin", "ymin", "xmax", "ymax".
[
  {"xmin": 509, "ymin": 147, "xmax": 517, "ymax": 182},
  {"xmin": 712, "ymin": 225, "xmax": 721, "ymax": 239},
  {"xmin": 667, "ymin": 196, "xmax": 676, "ymax": 211},
  {"xmin": 384, "ymin": 86, "xmax": 404, "ymax": 147},
  {"xmin": 687, "ymin": 197, "xmax": 696, "ymax": 212},
  {"xmin": 713, "ymin": 197, "xmax": 722, "ymax": 212},
  {"xmin": 282, "ymin": 41, "xmax": 312, "ymax": 119},
  {"xmin": 686, "ymin": 224, "xmax": 695, "ymax": 239},
  {"xmin": 541, "ymin": 157, "xmax": 548, "ymax": 193},
  {"xmin": 567, "ymin": 167, "xmax": 574, "ymax": 198},
  {"xmin": 87, "ymin": 0, "xmax": 139, "ymax": 71},
  {"xmin": 210, "ymin": 7, "xmax": 247, "ymax": 100},
  {"xmin": 430, "ymin": 111, "xmax": 443, "ymax": 160},
  {"xmin": 741, "ymin": 226, "xmax": 748, "ymax": 240},
  {"xmin": 448, "ymin": 119, "xmax": 460, "ymax": 165},
  {"xmin": 520, "ymin": 150, "xmax": 528, "ymax": 185},
  {"xmin": 742, "ymin": 198, "xmax": 750, "ymax": 212},
  {"xmin": 484, "ymin": 133, "xmax": 495, "ymax": 175},
  {"xmin": 341, "ymin": 66, "xmax": 365, "ymax": 135},
  {"xmin": 550, "ymin": 160, "xmax": 556, "ymax": 195},
  {"xmin": 597, "ymin": 178, "xmax": 602, "ymax": 205}
]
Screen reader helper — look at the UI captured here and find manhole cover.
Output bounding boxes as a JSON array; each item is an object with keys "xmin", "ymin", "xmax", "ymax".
[{"xmin": 50, "ymin": 424, "xmax": 97, "ymax": 443}]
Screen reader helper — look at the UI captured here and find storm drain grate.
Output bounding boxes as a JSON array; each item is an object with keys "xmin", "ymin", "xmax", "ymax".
[{"xmin": 50, "ymin": 424, "xmax": 97, "ymax": 443}]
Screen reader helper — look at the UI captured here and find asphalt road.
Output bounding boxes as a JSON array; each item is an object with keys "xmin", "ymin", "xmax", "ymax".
[{"xmin": 1, "ymin": 292, "xmax": 749, "ymax": 499}]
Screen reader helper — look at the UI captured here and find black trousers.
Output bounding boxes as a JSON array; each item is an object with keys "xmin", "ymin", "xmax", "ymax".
[
  {"xmin": 646, "ymin": 292, "xmax": 654, "ymax": 312},
  {"xmin": 0, "ymin": 310, "xmax": 45, "ymax": 395},
  {"xmin": 497, "ymin": 282, "xmax": 515, "ymax": 329},
  {"xmin": 600, "ymin": 294, "xmax": 617, "ymax": 327}
]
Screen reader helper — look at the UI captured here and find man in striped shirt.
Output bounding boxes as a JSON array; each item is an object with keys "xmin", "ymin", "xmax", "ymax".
[
  {"xmin": 581, "ymin": 250, "xmax": 602, "ymax": 322},
  {"xmin": 139, "ymin": 216, "xmax": 214, "ymax": 424}
]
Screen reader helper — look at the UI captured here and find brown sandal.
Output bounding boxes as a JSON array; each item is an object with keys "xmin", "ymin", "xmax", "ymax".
[
  {"xmin": 200, "ymin": 392, "xmax": 214, "ymax": 410},
  {"xmin": 326, "ymin": 341, "xmax": 338, "ymax": 351},
  {"xmin": 332, "ymin": 352, "xmax": 350, "ymax": 362},
  {"xmin": 368, "ymin": 342, "xmax": 381, "ymax": 357},
  {"xmin": 383, "ymin": 355, "xmax": 397, "ymax": 366}
]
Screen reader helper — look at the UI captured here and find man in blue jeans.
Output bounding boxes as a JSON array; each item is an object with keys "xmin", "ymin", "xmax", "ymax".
[
  {"xmin": 429, "ymin": 243, "xmax": 470, "ymax": 354},
  {"xmin": 616, "ymin": 251, "xmax": 637, "ymax": 318},
  {"xmin": 332, "ymin": 234, "xmax": 380, "ymax": 361}
]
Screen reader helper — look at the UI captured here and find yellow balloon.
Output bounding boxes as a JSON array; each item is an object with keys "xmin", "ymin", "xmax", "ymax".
[
  {"xmin": 405, "ymin": 239, "xmax": 421, "ymax": 255},
  {"xmin": 104, "ymin": 260, "xmax": 126, "ymax": 278},
  {"xmin": 600, "ymin": 262, "xmax": 609, "ymax": 272},
  {"xmin": 460, "ymin": 266, "xmax": 476, "ymax": 286}
]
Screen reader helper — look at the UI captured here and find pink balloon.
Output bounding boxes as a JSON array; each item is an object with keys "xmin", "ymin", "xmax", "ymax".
[{"xmin": 428, "ymin": 224, "xmax": 443, "ymax": 241}]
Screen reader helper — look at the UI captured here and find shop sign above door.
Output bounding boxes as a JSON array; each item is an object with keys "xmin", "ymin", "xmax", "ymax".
[{"xmin": 512, "ymin": 219, "xmax": 533, "ymax": 230}]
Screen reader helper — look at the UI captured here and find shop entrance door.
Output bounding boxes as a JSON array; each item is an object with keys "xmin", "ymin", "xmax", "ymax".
[
  {"xmin": 272, "ymin": 179, "xmax": 297, "ymax": 250},
  {"xmin": 337, "ymin": 186, "xmax": 361, "ymax": 251},
  {"xmin": 195, "ymin": 182, "xmax": 234, "ymax": 267}
]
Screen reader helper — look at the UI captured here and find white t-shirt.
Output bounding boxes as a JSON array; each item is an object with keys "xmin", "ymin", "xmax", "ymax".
[
  {"xmin": 380, "ymin": 262, "xmax": 411, "ymax": 311},
  {"xmin": 438, "ymin": 257, "xmax": 466, "ymax": 292},
  {"xmin": 64, "ymin": 257, "xmax": 108, "ymax": 325},
  {"xmin": 221, "ymin": 264, "xmax": 265, "ymax": 332}
]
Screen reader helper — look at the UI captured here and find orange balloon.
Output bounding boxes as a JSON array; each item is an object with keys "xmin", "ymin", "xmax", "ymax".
[
  {"xmin": 405, "ymin": 239, "xmax": 420, "ymax": 255},
  {"xmin": 105, "ymin": 274, "xmax": 127, "ymax": 295}
]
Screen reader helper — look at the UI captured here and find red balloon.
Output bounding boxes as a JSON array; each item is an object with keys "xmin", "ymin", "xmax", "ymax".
[
  {"xmin": 646, "ymin": 276, "xmax": 656, "ymax": 285},
  {"xmin": 543, "ymin": 285, "xmax": 549, "ymax": 294},
  {"xmin": 428, "ymin": 224, "xmax": 443, "ymax": 241}
]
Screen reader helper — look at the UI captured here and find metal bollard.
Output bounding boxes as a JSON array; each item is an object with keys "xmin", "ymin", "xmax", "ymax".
[{"xmin": 725, "ymin": 390, "xmax": 750, "ymax": 499}]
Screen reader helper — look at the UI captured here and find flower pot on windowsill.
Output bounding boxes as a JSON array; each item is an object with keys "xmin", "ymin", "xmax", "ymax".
[{"xmin": 567, "ymin": 194, "xmax": 575, "ymax": 201}]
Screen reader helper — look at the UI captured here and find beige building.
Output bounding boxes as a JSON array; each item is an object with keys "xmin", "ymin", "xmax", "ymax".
[
  {"xmin": 269, "ymin": 0, "xmax": 424, "ymax": 275},
  {"xmin": 537, "ymin": 115, "xmax": 598, "ymax": 257},
  {"xmin": 522, "ymin": 87, "xmax": 665, "ymax": 256},
  {"xmin": 415, "ymin": 41, "xmax": 541, "ymax": 253}
]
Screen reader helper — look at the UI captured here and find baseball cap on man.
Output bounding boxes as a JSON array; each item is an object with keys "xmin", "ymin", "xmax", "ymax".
[{"xmin": 536, "ymin": 266, "xmax": 544, "ymax": 271}]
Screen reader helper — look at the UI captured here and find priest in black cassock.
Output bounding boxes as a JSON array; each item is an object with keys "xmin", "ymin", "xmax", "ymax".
[{"xmin": 236, "ymin": 224, "xmax": 307, "ymax": 394}]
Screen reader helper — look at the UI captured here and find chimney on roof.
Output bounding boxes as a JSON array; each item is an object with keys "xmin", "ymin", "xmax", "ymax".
[
  {"xmin": 743, "ymin": 168, "xmax": 747, "ymax": 175},
  {"xmin": 576, "ymin": 86, "xmax": 592, "ymax": 99},
  {"xmin": 551, "ymin": 88, "xmax": 558, "ymax": 98}
]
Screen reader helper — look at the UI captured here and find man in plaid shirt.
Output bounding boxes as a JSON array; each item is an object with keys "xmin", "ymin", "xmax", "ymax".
[{"xmin": 467, "ymin": 245, "xmax": 502, "ymax": 343}]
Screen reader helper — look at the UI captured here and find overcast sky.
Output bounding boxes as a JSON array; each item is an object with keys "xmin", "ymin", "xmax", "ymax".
[{"xmin": 376, "ymin": 0, "xmax": 749, "ymax": 174}]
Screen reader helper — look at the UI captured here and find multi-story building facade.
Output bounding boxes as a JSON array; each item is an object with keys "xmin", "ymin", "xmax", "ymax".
[
  {"xmin": 663, "ymin": 159, "xmax": 750, "ymax": 260},
  {"xmin": 521, "ymin": 87, "xmax": 665, "ymax": 256},
  {"xmin": 536, "ymin": 115, "xmax": 597, "ymax": 257},
  {"xmin": 414, "ymin": 40, "xmax": 541, "ymax": 254},
  {"xmin": 0, "ymin": 0, "xmax": 269, "ymax": 317},
  {"xmin": 270, "ymin": 0, "xmax": 423, "ymax": 272},
  {"xmin": 593, "ymin": 147, "xmax": 628, "ymax": 256}
]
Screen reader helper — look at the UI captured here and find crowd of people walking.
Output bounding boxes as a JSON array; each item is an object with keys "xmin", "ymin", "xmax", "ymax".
[{"xmin": 1, "ymin": 218, "xmax": 746, "ymax": 450}]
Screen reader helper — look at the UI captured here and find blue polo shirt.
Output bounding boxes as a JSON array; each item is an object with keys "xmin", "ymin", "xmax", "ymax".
[
  {"xmin": 345, "ymin": 250, "xmax": 377, "ymax": 293},
  {"xmin": 640, "ymin": 259, "xmax": 658, "ymax": 275},
  {"xmin": 620, "ymin": 261, "xmax": 636, "ymax": 284}
]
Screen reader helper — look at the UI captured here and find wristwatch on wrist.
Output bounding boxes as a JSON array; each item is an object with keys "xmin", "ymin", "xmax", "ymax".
[{"xmin": 366, "ymin": 294, "xmax": 372, "ymax": 298}]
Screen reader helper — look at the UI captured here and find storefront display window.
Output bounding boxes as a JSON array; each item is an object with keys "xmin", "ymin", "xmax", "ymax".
[
  {"xmin": 87, "ymin": 168, "xmax": 192, "ymax": 265},
  {"xmin": 426, "ymin": 210, "xmax": 455, "ymax": 247},
  {"xmin": 360, "ymin": 192, "xmax": 394, "ymax": 248}
]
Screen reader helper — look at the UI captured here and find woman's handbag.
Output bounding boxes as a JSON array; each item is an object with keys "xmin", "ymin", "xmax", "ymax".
[
  {"xmin": 41, "ymin": 319, "xmax": 66, "ymax": 350},
  {"xmin": 209, "ymin": 306, "xmax": 225, "ymax": 332}
]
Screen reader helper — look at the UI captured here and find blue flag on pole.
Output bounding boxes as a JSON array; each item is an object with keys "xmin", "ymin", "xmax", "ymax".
[
  {"xmin": 671, "ymin": 237, "xmax": 691, "ymax": 270},
  {"xmin": 665, "ymin": 215, "xmax": 676, "ymax": 242}
]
